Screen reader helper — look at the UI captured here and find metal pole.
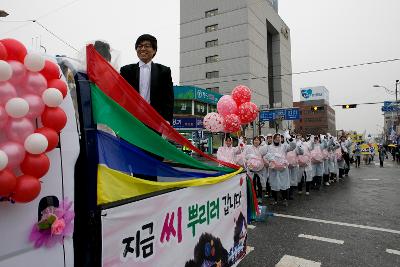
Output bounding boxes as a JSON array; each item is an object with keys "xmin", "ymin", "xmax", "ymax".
[{"xmin": 396, "ymin": 80, "xmax": 399, "ymax": 137}]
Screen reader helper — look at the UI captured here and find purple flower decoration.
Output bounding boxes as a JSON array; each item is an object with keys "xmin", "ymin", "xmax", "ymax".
[{"xmin": 29, "ymin": 198, "xmax": 74, "ymax": 248}]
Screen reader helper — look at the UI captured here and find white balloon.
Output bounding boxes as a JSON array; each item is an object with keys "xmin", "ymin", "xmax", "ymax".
[
  {"xmin": 24, "ymin": 53, "xmax": 45, "ymax": 72},
  {"xmin": 5, "ymin": 98, "xmax": 29, "ymax": 118},
  {"xmin": 0, "ymin": 150, "xmax": 8, "ymax": 171},
  {"xmin": 0, "ymin": 60, "xmax": 12, "ymax": 81},
  {"xmin": 24, "ymin": 133, "xmax": 48, "ymax": 154},
  {"xmin": 42, "ymin": 88, "xmax": 63, "ymax": 107}
]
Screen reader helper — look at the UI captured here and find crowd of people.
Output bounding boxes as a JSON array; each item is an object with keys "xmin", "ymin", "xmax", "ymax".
[{"xmin": 217, "ymin": 132, "xmax": 353, "ymax": 207}]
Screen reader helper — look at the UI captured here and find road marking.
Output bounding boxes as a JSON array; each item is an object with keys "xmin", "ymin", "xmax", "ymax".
[
  {"xmin": 386, "ymin": 249, "xmax": 400, "ymax": 256},
  {"xmin": 363, "ymin": 178, "xmax": 380, "ymax": 181},
  {"xmin": 248, "ymin": 224, "xmax": 256, "ymax": 229},
  {"xmin": 274, "ymin": 213, "xmax": 400, "ymax": 235},
  {"xmin": 276, "ymin": 255, "xmax": 321, "ymax": 267},
  {"xmin": 298, "ymin": 234, "xmax": 344, "ymax": 244}
]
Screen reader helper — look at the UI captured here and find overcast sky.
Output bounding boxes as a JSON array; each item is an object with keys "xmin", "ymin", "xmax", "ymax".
[{"xmin": 1, "ymin": 0, "xmax": 399, "ymax": 135}]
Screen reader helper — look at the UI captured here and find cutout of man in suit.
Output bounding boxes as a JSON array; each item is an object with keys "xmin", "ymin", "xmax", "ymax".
[{"xmin": 120, "ymin": 34, "xmax": 174, "ymax": 182}]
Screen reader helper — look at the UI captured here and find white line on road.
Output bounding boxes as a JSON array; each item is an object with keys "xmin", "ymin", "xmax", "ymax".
[
  {"xmin": 274, "ymin": 213, "xmax": 400, "ymax": 235},
  {"xmin": 276, "ymin": 255, "xmax": 321, "ymax": 267},
  {"xmin": 363, "ymin": 178, "xmax": 380, "ymax": 181},
  {"xmin": 386, "ymin": 249, "xmax": 400, "ymax": 256},
  {"xmin": 248, "ymin": 224, "xmax": 256, "ymax": 229},
  {"xmin": 298, "ymin": 234, "xmax": 344, "ymax": 244}
]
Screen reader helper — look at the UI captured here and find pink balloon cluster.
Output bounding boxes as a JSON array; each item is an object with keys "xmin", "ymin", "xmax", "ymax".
[
  {"xmin": 0, "ymin": 39, "xmax": 68, "ymax": 203},
  {"xmin": 203, "ymin": 85, "xmax": 259, "ymax": 133}
]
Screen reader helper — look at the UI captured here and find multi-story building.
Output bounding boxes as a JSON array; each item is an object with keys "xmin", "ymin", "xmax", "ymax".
[
  {"xmin": 180, "ymin": 0, "xmax": 293, "ymax": 134},
  {"xmin": 293, "ymin": 86, "xmax": 336, "ymax": 135}
]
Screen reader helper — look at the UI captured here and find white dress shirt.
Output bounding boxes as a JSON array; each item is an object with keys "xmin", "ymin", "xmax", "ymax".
[{"xmin": 139, "ymin": 60, "xmax": 152, "ymax": 103}]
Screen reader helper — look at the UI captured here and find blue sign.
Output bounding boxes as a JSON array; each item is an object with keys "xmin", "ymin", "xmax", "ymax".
[
  {"xmin": 259, "ymin": 108, "xmax": 300, "ymax": 122},
  {"xmin": 381, "ymin": 101, "xmax": 400, "ymax": 112},
  {"xmin": 173, "ymin": 117, "xmax": 204, "ymax": 129}
]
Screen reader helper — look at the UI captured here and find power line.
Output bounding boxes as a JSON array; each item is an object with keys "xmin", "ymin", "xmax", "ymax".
[
  {"xmin": 0, "ymin": 0, "xmax": 80, "ymax": 36},
  {"xmin": 189, "ymin": 57, "xmax": 400, "ymax": 89},
  {"xmin": 34, "ymin": 20, "xmax": 78, "ymax": 52},
  {"xmin": 275, "ymin": 58, "xmax": 400, "ymax": 78},
  {"xmin": 0, "ymin": 19, "xmax": 34, "ymax": 23}
]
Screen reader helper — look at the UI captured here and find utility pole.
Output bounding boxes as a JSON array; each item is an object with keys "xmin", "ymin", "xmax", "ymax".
[{"xmin": 396, "ymin": 80, "xmax": 399, "ymax": 138}]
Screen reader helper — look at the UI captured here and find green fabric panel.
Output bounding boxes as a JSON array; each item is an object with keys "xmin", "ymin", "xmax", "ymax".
[{"xmin": 90, "ymin": 84, "xmax": 234, "ymax": 173}]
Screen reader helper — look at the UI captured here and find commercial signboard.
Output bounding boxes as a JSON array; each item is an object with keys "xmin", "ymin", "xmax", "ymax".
[
  {"xmin": 300, "ymin": 86, "xmax": 330, "ymax": 103},
  {"xmin": 174, "ymin": 86, "xmax": 222, "ymax": 105},
  {"xmin": 173, "ymin": 117, "xmax": 204, "ymax": 130},
  {"xmin": 101, "ymin": 174, "xmax": 248, "ymax": 267},
  {"xmin": 259, "ymin": 108, "xmax": 300, "ymax": 122}
]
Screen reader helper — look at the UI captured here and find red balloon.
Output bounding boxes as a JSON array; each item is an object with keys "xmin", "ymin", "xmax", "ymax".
[
  {"xmin": 35, "ymin": 127, "xmax": 59, "ymax": 151},
  {"xmin": 0, "ymin": 41, "xmax": 7, "ymax": 60},
  {"xmin": 12, "ymin": 175, "xmax": 41, "ymax": 203},
  {"xmin": 0, "ymin": 38, "xmax": 27, "ymax": 62},
  {"xmin": 0, "ymin": 169, "xmax": 17, "ymax": 196},
  {"xmin": 238, "ymin": 102, "xmax": 259, "ymax": 124},
  {"xmin": 232, "ymin": 85, "xmax": 252, "ymax": 106},
  {"xmin": 40, "ymin": 60, "xmax": 60, "ymax": 81},
  {"xmin": 20, "ymin": 153, "xmax": 50, "ymax": 178},
  {"xmin": 41, "ymin": 107, "xmax": 67, "ymax": 132},
  {"xmin": 223, "ymin": 114, "xmax": 241, "ymax": 133},
  {"xmin": 48, "ymin": 79, "xmax": 68, "ymax": 98}
]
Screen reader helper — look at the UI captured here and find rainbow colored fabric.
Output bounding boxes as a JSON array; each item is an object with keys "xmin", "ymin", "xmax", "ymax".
[{"xmin": 85, "ymin": 45, "xmax": 252, "ymax": 206}]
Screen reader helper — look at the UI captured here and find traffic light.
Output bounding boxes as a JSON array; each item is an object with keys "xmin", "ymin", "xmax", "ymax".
[
  {"xmin": 342, "ymin": 104, "xmax": 357, "ymax": 109},
  {"xmin": 311, "ymin": 106, "xmax": 324, "ymax": 111}
]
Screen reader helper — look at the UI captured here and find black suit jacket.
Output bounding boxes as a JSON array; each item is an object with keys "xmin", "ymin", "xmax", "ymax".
[{"xmin": 120, "ymin": 62, "xmax": 174, "ymax": 124}]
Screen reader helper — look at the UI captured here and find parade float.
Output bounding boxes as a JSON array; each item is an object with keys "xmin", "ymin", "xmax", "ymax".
[{"xmin": 0, "ymin": 39, "xmax": 260, "ymax": 266}]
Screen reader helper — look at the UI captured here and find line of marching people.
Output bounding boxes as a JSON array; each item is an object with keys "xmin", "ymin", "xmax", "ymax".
[{"xmin": 217, "ymin": 132, "xmax": 353, "ymax": 207}]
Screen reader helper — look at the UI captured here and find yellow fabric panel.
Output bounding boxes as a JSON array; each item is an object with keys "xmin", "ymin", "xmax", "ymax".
[{"xmin": 97, "ymin": 165, "xmax": 243, "ymax": 205}]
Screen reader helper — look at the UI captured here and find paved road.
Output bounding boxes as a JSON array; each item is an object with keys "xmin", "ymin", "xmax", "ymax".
[{"xmin": 238, "ymin": 160, "xmax": 400, "ymax": 267}]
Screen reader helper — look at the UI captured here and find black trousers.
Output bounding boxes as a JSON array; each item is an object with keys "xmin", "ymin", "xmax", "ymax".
[
  {"xmin": 323, "ymin": 174, "xmax": 330, "ymax": 183},
  {"xmin": 253, "ymin": 173, "xmax": 262, "ymax": 198},
  {"xmin": 265, "ymin": 178, "xmax": 271, "ymax": 196},
  {"xmin": 380, "ymin": 160, "xmax": 384, "ymax": 167},
  {"xmin": 313, "ymin": 176, "xmax": 322, "ymax": 190},
  {"xmin": 298, "ymin": 172, "xmax": 311, "ymax": 192},
  {"xmin": 272, "ymin": 189, "xmax": 288, "ymax": 201},
  {"xmin": 355, "ymin": 156, "xmax": 361, "ymax": 167},
  {"xmin": 343, "ymin": 153, "xmax": 350, "ymax": 174}
]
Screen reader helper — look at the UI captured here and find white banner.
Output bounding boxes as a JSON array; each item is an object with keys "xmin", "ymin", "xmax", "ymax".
[{"xmin": 101, "ymin": 174, "xmax": 248, "ymax": 267}]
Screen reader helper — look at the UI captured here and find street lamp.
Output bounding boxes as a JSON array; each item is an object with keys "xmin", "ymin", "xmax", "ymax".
[{"xmin": 374, "ymin": 81, "xmax": 399, "ymax": 102}]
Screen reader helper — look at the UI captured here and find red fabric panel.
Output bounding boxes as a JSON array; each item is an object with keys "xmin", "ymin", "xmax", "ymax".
[{"xmin": 86, "ymin": 45, "xmax": 239, "ymax": 170}]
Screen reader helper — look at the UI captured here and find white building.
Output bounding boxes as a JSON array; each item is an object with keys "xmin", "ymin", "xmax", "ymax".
[{"xmin": 180, "ymin": 0, "xmax": 293, "ymax": 133}]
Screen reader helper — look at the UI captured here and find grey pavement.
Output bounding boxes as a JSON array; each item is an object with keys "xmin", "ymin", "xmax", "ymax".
[{"xmin": 238, "ymin": 160, "xmax": 400, "ymax": 267}]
